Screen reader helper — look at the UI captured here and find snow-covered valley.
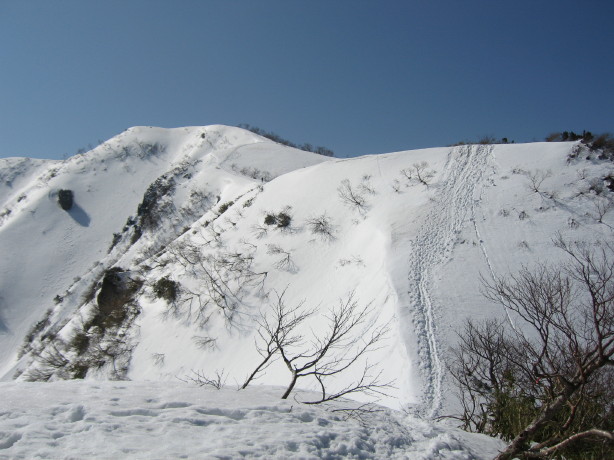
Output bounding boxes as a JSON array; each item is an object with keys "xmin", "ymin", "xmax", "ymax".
[{"xmin": 1, "ymin": 125, "xmax": 612, "ymax": 458}]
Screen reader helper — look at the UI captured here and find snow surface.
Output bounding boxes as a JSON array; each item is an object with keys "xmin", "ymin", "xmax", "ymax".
[
  {"xmin": 1, "ymin": 125, "xmax": 613, "ymax": 458},
  {"xmin": 0, "ymin": 126, "xmax": 328, "ymax": 378},
  {"xmin": 0, "ymin": 381, "xmax": 504, "ymax": 459}
]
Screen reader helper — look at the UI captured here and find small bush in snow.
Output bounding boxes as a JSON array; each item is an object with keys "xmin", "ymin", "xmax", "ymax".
[
  {"xmin": 153, "ymin": 277, "xmax": 179, "ymax": 303},
  {"xmin": 306, "ymin": 213, "xmax": 336, "ymax": 241},
  {"xmin": 525, "ymin": 169, "xmax": 552, "ymax": 195},
  {"xmin": 192, "ymin": 336, "xmax": 217, "ymax": 350},
  {"xmin": 263, "ymin": 208, "xmax": 293, "ymax": 229},
  {"xmin": 266, "ymin": 244, "xmax": 297, "ymax": 272},
  {"xmin": 180, "ymin": 369, "xmax": 227, "ymax": 390},
  {"xmin": 217, "ymin": 201, "xmax": 234, "ymax": 215},
  {"xmin": 400, "ymin": 162, "xmax": 436, "ymax": 187},
  {"xmin": 264, "ymin": 213, "xmax": 277, "ymax": 226},
  {"xmin": 338, "ymin": 179, "xmax": 368, "ymax": 213},
  {"xmin": 276, "ymin": 212, "xmax": 292, "ymax": 228}
]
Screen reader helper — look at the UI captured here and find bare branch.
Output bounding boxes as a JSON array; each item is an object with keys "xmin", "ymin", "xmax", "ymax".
[
  {"xmin": 338, "ymin": 179, "xmax": 369, "ymax": 214},
  {"xmin": 451, "ymin": 238, "xmax": 614, "ymax": 459}
]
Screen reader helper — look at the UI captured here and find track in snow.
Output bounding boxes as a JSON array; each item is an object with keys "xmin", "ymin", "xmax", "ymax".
[{"xmin": 407, "ymin": 144, "xmax": 493, "ymax": 418}]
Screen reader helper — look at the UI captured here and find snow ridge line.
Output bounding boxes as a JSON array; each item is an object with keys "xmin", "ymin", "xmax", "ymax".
[{"xmin": 407, "ymin": 144, "xmax": 492, "ymax": 418}]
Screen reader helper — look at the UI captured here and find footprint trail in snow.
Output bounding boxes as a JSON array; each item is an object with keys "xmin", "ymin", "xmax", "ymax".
[{"xmin": 407, "ymin": 144, "xmax": 494, "ymax": 418}]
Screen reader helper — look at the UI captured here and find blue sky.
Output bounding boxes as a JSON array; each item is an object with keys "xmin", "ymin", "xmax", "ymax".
[{"xmin": 1, "ymin": 0, "xmax": 612, "ymax": 159}]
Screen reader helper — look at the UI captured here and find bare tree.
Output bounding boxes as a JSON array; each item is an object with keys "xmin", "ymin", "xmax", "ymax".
[
  {"xmin": 180, "ymin": 369, "xmax": 227, "ymax": 389},
  {"xmin": 241, "ymin": 290, "xmax": 313, "ymax": 389},
  {"xmin": 591, "ymin": 197, "xmax": 614, "ymax": 226},
  {"xmin": 306, "ymin": 213, "xmax": 337, "ymax": 241},
  {"xmin": 450, "ymin": 237, "xmax": 614, "ymax": 459},
  {"xmin": 266, "ymin": 244, "xmax": 297, "ymax": 272},
  {"xmin": 401, "ymin": 162, "xmax": 436, "ymax": 187},
  {"xmin": 412, "ymin": 162, "xmax": 436, "ymax": 186},
  {"xmin": 338, "ymin": 179, "xmax": 369, "ymax": 214},
  {"xmin": 526, "ymin": 169, "xmax": 553, "ymax": 196},
  {"xmin": 358, "ymin": 175, "xmax": 377, "ymax": 195},
  {"xmin": 279, "ymin": 293, "xmax": 392, "ymax": 403},
  {"xmin": 192, "ymin": 335, "xmax": 217, "ymax": 350},
  {"xmin": 250, "ymin": 291, "xmax": 392, "ymax": 402},
  {"xmin": 164, "ymin": 239, "xmax": 268, "ymax": 326}
]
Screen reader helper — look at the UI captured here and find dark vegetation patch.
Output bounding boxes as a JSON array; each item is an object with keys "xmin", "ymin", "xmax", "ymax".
[
  {"xmin": 153, "ymin": 276, "xmax": 179, "ymax": 303},
  {"xmin": 58, "ymin": 189, "xmax": 73, "ymax": 210},
  {"xmin": 264, "ymin": 210, "xmax": 292, "ymax": 228},
  {"xmin": 238, "ymin": 124, "xmax": 334, "ymax": 157}
]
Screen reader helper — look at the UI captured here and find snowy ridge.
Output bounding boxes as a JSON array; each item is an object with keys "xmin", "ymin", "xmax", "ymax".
[
  {"xmin": 0, "ymin": 125, "xmax": 329, "ymax": 379},
  {"xmin": 1, "ymin": 126, "xmax": 613, "ymax": 458}
]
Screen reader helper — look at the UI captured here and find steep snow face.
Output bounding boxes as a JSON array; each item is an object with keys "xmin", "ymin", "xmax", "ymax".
[
  {"xmin": 3, "ymin": 132, "xmax": 613, "ymax": 421},
  {"xmin": 0, "ymin": 126, "xmax": 330, "ymax": 378}
]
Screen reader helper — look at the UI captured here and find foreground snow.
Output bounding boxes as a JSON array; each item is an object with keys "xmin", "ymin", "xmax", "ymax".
[{"xmin": 0, "ymin": 381, "xmax": 503, "ymax": 459}]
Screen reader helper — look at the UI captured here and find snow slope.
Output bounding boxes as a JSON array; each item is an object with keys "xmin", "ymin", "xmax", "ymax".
[
  {"xmin": 0, "ymin": 125, "xmax": 328, "ymax": 379},
  {"xmin": 1, "ymin": 126, "xmax": 613, "ymax": 458}
]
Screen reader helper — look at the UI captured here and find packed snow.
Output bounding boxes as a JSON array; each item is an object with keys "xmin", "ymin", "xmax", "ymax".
[
  {"xmin": 1, "ymin": 125, "xmax": 612, "ymax": 458},
  {"xmin": 0, "ymin": 381, "xmax": 504, "ymax": 459}
]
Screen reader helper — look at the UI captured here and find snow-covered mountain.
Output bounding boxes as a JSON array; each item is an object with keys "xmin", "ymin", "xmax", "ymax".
[{"xmin": 1, "ymin": 125, "xmax": 612, "ymax": 458}]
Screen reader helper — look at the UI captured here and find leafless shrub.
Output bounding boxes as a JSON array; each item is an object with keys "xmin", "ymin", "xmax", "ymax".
[
  {"xmin": 193, "ymin": 335, "xmax": 217, "ymax": 350},
  {"xmin": 332, "ymin": 403, "xmax": 386, "ymax": 424},
  {"xmin": 358, "ymin": 175, "xmax": 377, "ymax": 195},
  {"xmin": 39, "ymin": 342, "xmax": 69, "ymax": 370},
  {"xmin": 338, "ymin": 255, "xmax": 365, "ymax": 267},
  {"xmin": 180, "ymin": 369, "xmax": 227, "ymax": 390},
  {"xmin": 591, "ymin": 198, "xmax": 614, "ymax": 224},
  {"xmin": 338, "ymin": 179, "xmax": 369, "ymax": 214},
  {"xmin": 241, "ymin": 289, "xmax": 313, "ymax": 389},
  {"xmin": 251, "ymin": 223, "xmax": 269, "ymax": 239},
  {"xmin": 151, "ymin": 353, "xmax": 165, "ymax": 367},
  {"xmin": 164, "ymin": 240, "xmax": 267, "ymax": 327},
  {"xmin": 525, "ymin": 169, "xmax": 554, "ymax": 198},
  {"xmin": 401, "ymin": 162, "xmax": 436, "ymax": 187},
  {"xmin": 450, "ymin": 237, "xmax": 614, "ymax": 460},
  {"xmin": 266, "ymin": 244, "xmax": 297, "ymax": 272},
  {"xmin": 247, "ymin": 291, "xmax": 393, "ymax": 403},
  {"xmin": 262, "ymin": 207, "xmax": 295, "ymax": 232},
  {"xmin": 306, "ymin": 213, "xmax": 337, "ymax": 241}
]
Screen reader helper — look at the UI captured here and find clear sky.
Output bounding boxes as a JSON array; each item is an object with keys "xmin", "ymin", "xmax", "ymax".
[{"xmin": 1, "ymin": 0, "xmax": 612, "ymax": 159}]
